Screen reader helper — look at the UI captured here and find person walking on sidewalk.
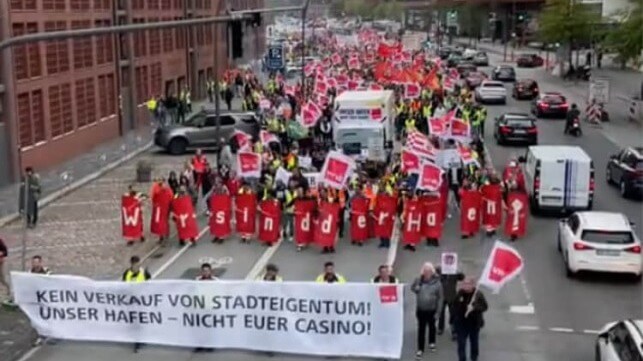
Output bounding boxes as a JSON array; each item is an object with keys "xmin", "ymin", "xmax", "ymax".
[
  {"xmin": 19, "ymin": 167, "xmax": 41, "ymax": 228},
  {"xmin": 411, "ymin": 262, "xmax": 444, "ymax": 358},
  {"xmin": 453, "ymin": 278, "xmax": 488, "ymax": 361}
]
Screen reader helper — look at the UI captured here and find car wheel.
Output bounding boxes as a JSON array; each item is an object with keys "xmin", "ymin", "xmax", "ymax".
[
  {"xmin": 501, "ymin": 98, "xmax": 507, "ymax": 105},
  {"xmin": 168, "ymin": 138, "xmax": 188, "ymax": 155},
  {"xmin": 633, "ymin": 273, "xmax": 642, "ymax": 282},
  {"xmin": 535, "ymin": 110, "xmax": 542, "ymax": 118},
  {"xmin": 496, "ymin": 136, "xmax": 503, "ymax": 145},
  {"xmin": 606, "ymin": 167, "xmax": 613, "ymax": 185},
  {"xmin": 595, "ymin": 343, "xmax": 601, "ymax": 361},
  {"xmin": 620, "ymin": 179, "xmax": 630, "ymax": 198},
  {"xmin": 557, "ymin": 233, "xmax": 562, "ymax": 252},
  {"xmin": 529, "ymin": 196, "xmax": 540, "ymax": 215}
]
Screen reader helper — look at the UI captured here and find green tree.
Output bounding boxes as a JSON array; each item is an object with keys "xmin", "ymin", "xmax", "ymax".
[
  {"xmin": 604, "ymin": 0, "xmax": 642, "ymax": 69},
  {"xmin": 538, "ymin": 0, "xmax": 600, "ymax": 62}
]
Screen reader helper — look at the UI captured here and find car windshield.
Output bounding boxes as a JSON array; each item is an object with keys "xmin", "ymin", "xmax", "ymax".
[
  {"xmin": 581, "ymin": 230, "xmax": 634, "ymax": 245},
  {"xmin": 505, "ymin": 118, "xmax": 533, "ymax": 127},
  {"xmin": 499, "ymin": 68, "xmax": 514, "ymax": 73},
  {"xmin": 543, "ymin": 95, "xmax": 565, "ymax": 104},
  {"xmin": 476, "ymin": 52, "xmax": 486, "ymax": 57}
]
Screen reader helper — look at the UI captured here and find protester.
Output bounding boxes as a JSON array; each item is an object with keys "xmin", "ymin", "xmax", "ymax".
[
  {"xmin": 30, "ymin": 255, "xmax": 50, "ymax": 275},
  {"xmin": 371, "ymin": 265, "xmax": 398, "ymax": 284},
  {"xmin": 315, "ymin": 261, "xmax": 346, "ymax": 284},
  {"xmin": 436, "ymin": 265, "xmax": 465, "ymax": 339},
  {"xmin": 258, "ymin": 263, "xmax": 283, "ymax": 281},
  {"xmin": 453, "ymin": 278, "xmax": 488, "ymax": 361},
  {"xmin": 122, "ymin": 255, "xmax": 150, "ymax": 353},
  {"xmin": 411, "ymin": 262, "xmax": 444, "ymax": 357},
  {"xmin": 19, "ymin": 166, "xmax": 42, "ymax": 228}
]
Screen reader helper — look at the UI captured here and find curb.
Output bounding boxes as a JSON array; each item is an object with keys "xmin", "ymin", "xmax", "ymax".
[{"xmin": 0, "ymin": 142, "xmax": 154, "ymax": 229}]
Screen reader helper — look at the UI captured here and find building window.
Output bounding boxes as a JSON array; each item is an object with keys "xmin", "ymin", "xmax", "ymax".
[
  {"xmin": 161, "ymin": 0, "xmax": 171, "ymax": 9},
  {"xmin": 195, "ymin": 0, "xmax": 202, "ymax": 9},
  {"xmin": 135, "ymin": 66, "xmax": 149, "ymax": 105},
  {"xmin": 149, "ymin": 18, "xmax": 161, "ymax": 55},
  {"xmin": 133, "ymin": 19, "xmax": 147, "ymax": 58},
  {"xmin": 43, "ymin": 0, "xmax": 66, "ymax": 10},
  {"xmin": 71, "ymin": 0, "xmax": 91, "ymax": 11},
  {"xmin": 204, "ymin": 0, "xmax": 211, "ymax": 9},
  {"xmin": 94, "ymin": 0, "xmax": 111, "ymax": 10},
  {"xmin": 17, "ymin": 90, "xmax": 44, "ymax": 148},
  {"xmin": 45, "ymin": 21, "xmax": 70, "ymax": 75},
  {"xmin": 95, "ymin": 20, "xmax": 114, "ymax": 64},
  {"xmin": 49, "ymin": 83, "xmax": 74, "ymax": 136},
  {"xmin": 12, "ymin": 23, "xmax": 42, "ymax": 80},
  {"xmin": 175, "ymin": 18, "xmax": 186, "ymax": 49},
  {"xmin": 11, "ymin": 0, "xmax": 37, "ymax": 10},
  {"xmin": 75, "ymin": 78, "xmax": 97, "ymax": 127},
  {"xmin": 72, "ymin": 21, "xmax": 93, "ymax": 69},
  {"xmin": 205, "ymin": 24, "xmax": 213, "ymax": 46},
  {"xmin": 173, "ymin": 0, "xmax": 183, "ymax": 10},
  {"xmin": 196, "ymin": 22, "xmax": 205, "ymax": 46},
  {"xmin": 150, "ymin": 62, "xmax": 162, "ymax": 96},
  {"xmin": 162, "ymin": 18, "xmax": 173, "ymax": 52},
  {"xmin": 148, "ymin": 0, "xmax": 159, "ymax": 9},
  {"xmin": 98, "ymin": 73, "xmax": 116, "ymax": 118},
  {"xmin": 132, "ymin": 0, "xmax": 145, "ymax": 10}
]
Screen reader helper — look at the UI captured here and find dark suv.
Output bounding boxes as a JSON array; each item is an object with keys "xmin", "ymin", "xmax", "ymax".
[{"xmin": 606, "ymin": 146, "xmax": 643, "ymax": 199}]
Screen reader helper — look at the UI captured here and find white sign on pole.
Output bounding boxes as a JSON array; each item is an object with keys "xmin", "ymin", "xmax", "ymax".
[
  {"xmin": 11, "ymin": 272, "xmax": 404, "ymax": 359},
  {"xmin": 440, "ymin": 252, "xmax": 458, "ymax": 275},
  {"xmin": 303, "ymin": 172, "xmax": 321, "ymax": 188},
  {"xmin": 275, "ymin": 167, "xmax": 292, "ymax": 186},
  {"xmin": 588, "ymin": 77, "xmax": 610, "ymax": 104}
]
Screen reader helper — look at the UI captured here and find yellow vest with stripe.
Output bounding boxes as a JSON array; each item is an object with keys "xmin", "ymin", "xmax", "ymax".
[
  {"xmin": 285, "ymin": 190, "xmax": 296, "ymax": 213},
  {"xmin": 405, "ymin": 118, "xmax": 415, "ymax": 130},
  {"xmin": 315, "ymin": 273, "xmax": 346, "ymax": 284},
  {"xmin": 422, "ymin": 105, "xmax": 432, "ymax": 119},
  {"xmin": 124, "ymin": 268, "xmax": 146, "ymax": 283},
  {"xmin": 146, "ymin": 99, "xmax": 157, "ymax": 111}
]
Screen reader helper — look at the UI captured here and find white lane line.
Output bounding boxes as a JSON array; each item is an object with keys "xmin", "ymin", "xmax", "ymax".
[
  {"xmin": 151, "ymin": 227, "xmax": 208, "ymax": 278},
  {"xmin": 386, "ymin": 219, "xmax": 401, "ymax": 268},
  {"xmin": 245, "ymin": 241, "xmax": 283, "ymax": 280},
  {"xmin": 516, "ymin": 325, "xmax": 540, "ymax": 331},
  {"xmin": 583, "ymin": 330, "xmax": 601, "ymax": 335},
  {"xmin": 549, "ymin": 327, "xmax": 574, "ymax": 333},
  {"xmin": 509, "ymin": 304, "xmax": 536, "ymax": 314},
  {"xmin": 519, "ymin": 274, "xmax": 534, "ymax": 303}
]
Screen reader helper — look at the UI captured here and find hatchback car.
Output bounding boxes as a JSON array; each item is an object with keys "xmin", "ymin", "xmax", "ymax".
[
  {"xmin": 516, "ymin": 53, "xmax": 544, "ymax": 68},
  {"xmin": 465, "ymin": 71, "xmax": 488, "ymax": 89},
  {"xmin": 557, "ymin": 211, "xmax": 642, "ymax": 279},
  {"xmin": 606, "ymin": 146, "xmax": 643, "ymax": 199},
  {"xmin": 596, "ymin": 320, "xmax": 643, "ymax": 361},
  {"xmin": 531, "ymin": 92, "xmax": 569, "ymax": 118},
  {"xmin": 475, "ymin": 80, "xmax": 507, "ymax": 104},
  {"xmin": 447, "ymin": 51, "xmax": 463, "ymax": 67},
  {"xmin": 472, "ymin": 52, "xmax": 489, "ymax": 66},
  {"xmin": 456, "ymin": 63, "xmax": 477, "ymax": 77},
  {"xmin": 491, "ymin": 65, "xmax": 516, "ymax": 81},
  {"xmin": 154, "ymin": 110, "xmax": 260, "ymax": 155},
  {"xmin": 494, "ymin": 113, "xmax": 538, "ymax": 145},
  {"xmin": 512, "ymin": 79, "xmax": 539, "ymax": 100}
]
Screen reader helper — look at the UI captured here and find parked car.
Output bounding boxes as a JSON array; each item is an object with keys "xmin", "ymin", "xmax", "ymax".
[
  {"xmin": 447, "ymin": 51, "xmax": 463, "ymax": 67},
  {"xmin": 456, "ymin": 63, "xmax": 477, "ymax": 77},
  {"xmin": 516, "ymin": 53, "xmax": 544, "ymax": 68},
  {"xmin": 492, "ymin": 65, "xmax": 516, "ymax": 81},
  {"xmin": 475, "ymin": 80, "xmax": 507, "ymax": 104},
  {"xmin": 472, "ymin": 51, "xmax": 489, "ymax": 66},
  {"xmin": 494, "ymin": 113, "xmax": 538, "ymax": 145},
  {"xmin": 531, "ymin": 92, "xmax": 569, "ymax": 118},
  {"xmin": 606, "ymin": 146, "xmax": 643, "ymax": 199},
  {"xmin": 596, "ymin": 320, "xmax": 643, "ymax": 361},
  {"xmin": 465, "ymin": 71, "xmax": 488, "ymax": 89},
  {"xmin": 154, "ymin": 110, "xmax": 260, "ymax": 155},
  {"xmin": 557, "ymin": 211, "xmax": 641, "ymax": 279},
  {"xmin": 438, "ymin": 47, "xmax": 453, "ymax": 60},
  {"xmin": 512, "ymin": 79, "xmax": 540, "ymax": 100}
]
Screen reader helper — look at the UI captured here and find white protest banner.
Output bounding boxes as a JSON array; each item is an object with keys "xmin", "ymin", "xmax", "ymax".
[
  {"xmin": 320, "ymin": 151, "xmax": 356, "ymax": 189},
  {"xmin": 298, "ymin": 156, "xmax": 312, "ymax": 170},
  {"xmin": 303, "ymin": 172, "xmax": 320, "ymax": 188},
  {"xmin": 440, "ymin": 252, "xmax": 458, "ymax": 275},
  {"xmin": 275, "ymin": 167, "xmax": 292, "ymax": 185},
  {"xmin": 11, "ymin": 273, "xmax": 404, "ymax": 359}
]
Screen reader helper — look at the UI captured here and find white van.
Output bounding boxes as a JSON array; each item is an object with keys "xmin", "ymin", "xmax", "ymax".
[
  {"xmin": 519, "ymin": 145, "xmax": 594, "ymax": 213},
  {"xmin": 333, "ymin": 90, "xmax": 396, "ymax": 149}
]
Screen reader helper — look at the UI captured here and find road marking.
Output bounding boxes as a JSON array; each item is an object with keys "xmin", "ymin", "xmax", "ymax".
[
  {"xmin": 549, "ymin": 327, "xmax": 574, "ymax": 333},
  {"xmin": 151, "ymin": 227, "xmax": 208, "ymax": 278},
  {"xmin": 516, "ymin": 325, "xmax": 540, "ymax": 331},
  {"xmin": 509, "ymin": 304, "xmax": 536, "ymax": 314},
  {"xmin": 583, "ymin": 329, "xmax": 600, "ymax": 335},
  {"xmin": 386, "ymin": 219, "xmax": 401, "ymax": 268},
  {"xmin": 245, "ymin": 241, "xmax": 283, "ymax": 280}
]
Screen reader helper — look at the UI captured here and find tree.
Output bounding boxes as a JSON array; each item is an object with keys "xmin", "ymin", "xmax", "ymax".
[
  {"xmin": 538, "ymin": 0, "xmax": 600, "ymax": 62},
  {"xmin": 330, "ymin": 0, "xmax": 403, "ymax": 21},
  {"xmin": 604, "ymin": 0, "xmax": 642, "ymax": 69}
]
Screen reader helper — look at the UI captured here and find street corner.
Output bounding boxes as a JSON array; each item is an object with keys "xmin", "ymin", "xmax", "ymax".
[{"xmin": 0, "ymin": 306, "xmax": 37, "ymax": 361}]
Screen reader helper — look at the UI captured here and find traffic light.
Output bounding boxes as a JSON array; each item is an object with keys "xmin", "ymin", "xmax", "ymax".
[{"xmin": 230, "ymin": 20, "xmax": 243, "ymax": 59}]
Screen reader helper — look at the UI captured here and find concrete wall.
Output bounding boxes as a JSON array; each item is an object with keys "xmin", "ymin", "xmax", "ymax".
[{"xmin": 0, "ymin": 124, "xmax": 10, "ymax": 186}]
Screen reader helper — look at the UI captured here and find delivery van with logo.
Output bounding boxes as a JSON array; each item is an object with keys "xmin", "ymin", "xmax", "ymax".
[
  {"xmin": 519, "ymin": 145, "xmax": 594, "ymax": 213},
  {"xmin": 332, "ymin": 90, "xmax": 396, "ymax": 153}
]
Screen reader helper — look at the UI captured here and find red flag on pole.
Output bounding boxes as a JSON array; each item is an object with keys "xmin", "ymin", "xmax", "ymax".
[{"xmin": 479, "ymin": 241, "xmax": 524, "ymax": 293}]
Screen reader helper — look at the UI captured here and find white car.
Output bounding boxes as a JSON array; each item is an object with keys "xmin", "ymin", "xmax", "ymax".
[
  {"xmin": 475, "ymin": 81, "xmax": 507, "ymax": 104},
  {"xmin": 462, "ymin": 48, "xmax": 477, "ymax": 60},
  {"xmin": 557, "ymin": 211, "xmax": 642, "ymax": 279},
  {"xmin": 596, "ymin": 320, "xmax": 643, "ymax": 361}
]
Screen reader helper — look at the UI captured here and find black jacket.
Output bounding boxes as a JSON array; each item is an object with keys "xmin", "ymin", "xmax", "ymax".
[
  {"xmin": 0, "ymin": 238, "xmax": 7, "ymax": 258},
  {"xmin": 436, "ymin": 268, "xmax": 465, "ymax": 303},
  {"xmin": 452, "ymin": 289, "xmax": 488, "ymax": 330}
]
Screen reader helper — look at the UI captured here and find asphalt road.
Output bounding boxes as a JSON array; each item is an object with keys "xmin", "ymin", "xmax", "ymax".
[{"xmin": 16, "ymin": 56, "xmax": 643, "ymax": 361}]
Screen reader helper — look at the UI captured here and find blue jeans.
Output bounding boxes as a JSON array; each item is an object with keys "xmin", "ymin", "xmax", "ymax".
[{"xmin": 456, "ymin": 325, "xmax": 479, "ymax": 361}]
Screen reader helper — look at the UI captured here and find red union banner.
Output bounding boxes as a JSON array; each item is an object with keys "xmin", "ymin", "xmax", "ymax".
[
  {"xmin": 172, "ymin": 195, "xmax": 199, "ymax": 241},
  {"xmin": 420, "ymin": 194, "xmax": 443, "ymax": 240},
  {"xmin": 450, "ymin": 118, "xmax": 470, "ymax": 139},
  {"xmin": 404, "ymin": 83, "xmax": 420, "ymax": 99},
  {"xmin": 314, "ymin": 201, "xmax": 340, "ymax": 248},
  {"xmin": 150, "ymin": 187, "xmax": 173, "ymax": 237},
  {"xmin": 428, "ymin": 117, "xmax": 447, "ymax": 137},
  {"xmin": 460, "ymin": 189, "xmax": 481, "ymax": 236},
  {"xmin": 235, "ymin": 194, "xmax": 256, "ymax": 236},
  {"xmin": 402, "ymin": 199, "xmax": 423, "ymax": 246},
  {"xmin": 321, "ymin": 151, "xmax": 354, "ymax": 189},
  {"xmin": 258, "ymin": 199, "xmax": 281, "ymax": 245},
  {"xmin": 208, "ymin": 194, "xmax": 232, "ymax": 238},
  {"xmin": 480, "ymin": 183, "xmax": 503, "ymax": 231},
  {"xmin": 294, "ymin": 199, "xmax": 316, "ymax": 246},
  {"xmin": 350, "ymin": 196, "xmax": 370, "ymax": 243},
  {"xmin": 479, "ymin": 241, "xmax": 524, "ymax": 293},
  {"xmin": 122, "ymin": 195, "xmax": 143, "ymax": 241},
  {"xmin": 237, "ymin": 152, "xmax": 261, "ymax": 178},
  {"xmin": 401, "ymin": 149, "xmax": 420, "ymax": 173},
  {"xmin": 373, "ymin": 194, "xmax": 397, "ymax": 239},
  {"xmin": 504, "ymin": 192, "xmax": 528, "ymax": 239},
  {"xmin": 417, "ymin": 162, "xmax": 443, "ymax": 191}
]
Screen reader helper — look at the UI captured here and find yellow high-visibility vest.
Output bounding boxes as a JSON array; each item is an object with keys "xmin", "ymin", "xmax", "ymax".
[
  {"xmin": 315, "ymin": 273, "xmax": 346, "ymax": 284},
  {"xmin": 124, "ymin": 268, "xmax": 146, "ymax": 283}
]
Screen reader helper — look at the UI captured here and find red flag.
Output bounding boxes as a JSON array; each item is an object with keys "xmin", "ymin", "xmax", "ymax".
[
  {"xmin": 481, "ymin": 183, "xmax": 503, "ymax": 231},
  {"xmin": 370, "ymin": 108, "xmax": 383, "ymax": 121},
  {"xmin": 315, "ymin": 80, "xmax": 328, "ymax": 95},
  {"xmin": 347, "ymin": 80, "xmax": 360, "ymax": 90},
  {"xmin": 428, "ymin": 117, "xmax": 447, "ymax": 137},
  {"xmin": 321, "ymin": 151, "xmax": 355, "ymax": 189},
  {"xmin": 331, "ymin": 53, "xmax": 342, "ymax": 65},
  {"xmin": 122, "ymin": 195, "xmax": 143, "ymax": 241},
  {"xmin": 233, "ymin": 130, "xmax": 252, "ymax": 150},
  {"xmin": 327, "ymin": 77, "xmax": 338, "ymax": 89},
  {"xmin": 336, "ymin": 74, "xmax": 349, "ymax": 86},
  {"xmin": 172, "ymin": 195, "xmax": 199, "ymax": 241},
  {"xmin": 348, "ymin": 57, "xmax": 360, "ymax": 70},
  {"xmin": 258, "ymin": 199, "xmax": 281, "ymax": 245},
  {"xmin": 369, "ymin": 83, "xmax": 383, "ymax": 91},
  {"xmin": 460, "ymin": 189, "xmax": 482, "ymax": 236},
  {"xmin": 401, "ymin": 149, "xmax": 421, "ymax": 173},
  {"xmin": 402, "ymin": 199, "xmax": 423, "ymax": 246},
  {"xmin": 505, "ymin": 192, "xmax": 528, "ymax": 239},
  {"xmin": 373, "ymin": 194, "xmax": 397, "ymax": 239},
  {"xmin": 314, "ymin": 201, "xmax": 340, "ymax": 248},
  {"xmin": 237, "ymin": 152, "xmax": 262, "ymax": 178},
  {"xmin": 350, "ymin": 196, "xmax": 370, "ymax": 242},
  {"xmin": 457, "ymin": 143, "xmax": 476, "ymax": 165},
  {"xmin": 404, "ymin": 83, "xmax": 421, "ymax": 99},
  {"xmin": 150, "ymin": 187, "xmax": 173, "ymax": 237},
  {"xmin": 300, "ymin": 104, "xmax": 320, "ymax": 128},
  {"xmin": 420, "ymin": 194, "xmax": 444, "ymax": 240},
  {"xmin": 208, "ymin": 194, "xmax": 232, "ymax": 238},
  {"xmin": 304, "ymin": 63, "xmax": 315, "ymax": 77},
  {"xmin": 450, "ymin": 118, "xmax": 471, "ymax": 139},
  {"xmin": 479, "ymin": 241, "xmax": 524, "ymax": 293},
  {"xmin": 294, "ymin": 199, "xmax": 315, "ymax": 246},
  {"xmin": 235, "ymin": 194, "xmax": 256, "ymax": 236},
  {"xmin": 418, "ymin": 162, "xmax": 444, "ymax": 191}
]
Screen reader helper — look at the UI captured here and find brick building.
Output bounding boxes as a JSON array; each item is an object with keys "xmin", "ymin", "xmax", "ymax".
[{"xmin": 0, "ymin": 0, "xmax": 264, "ymax": 186}]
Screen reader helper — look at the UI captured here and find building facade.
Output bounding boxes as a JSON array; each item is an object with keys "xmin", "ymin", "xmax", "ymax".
[{"xmin": 0, "ymin": 0, "xmax": 264, "ymax": 186}]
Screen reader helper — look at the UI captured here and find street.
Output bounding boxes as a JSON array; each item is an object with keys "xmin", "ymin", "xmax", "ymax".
[{"xmin": 5, "ymin": 45, "xmax": 643, "ymax": 361}]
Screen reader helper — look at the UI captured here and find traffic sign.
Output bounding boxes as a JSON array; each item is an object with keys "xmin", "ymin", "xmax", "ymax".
[{"xmin": 266, "ymin": 45, "xmax": 284, "ymax": 71}]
